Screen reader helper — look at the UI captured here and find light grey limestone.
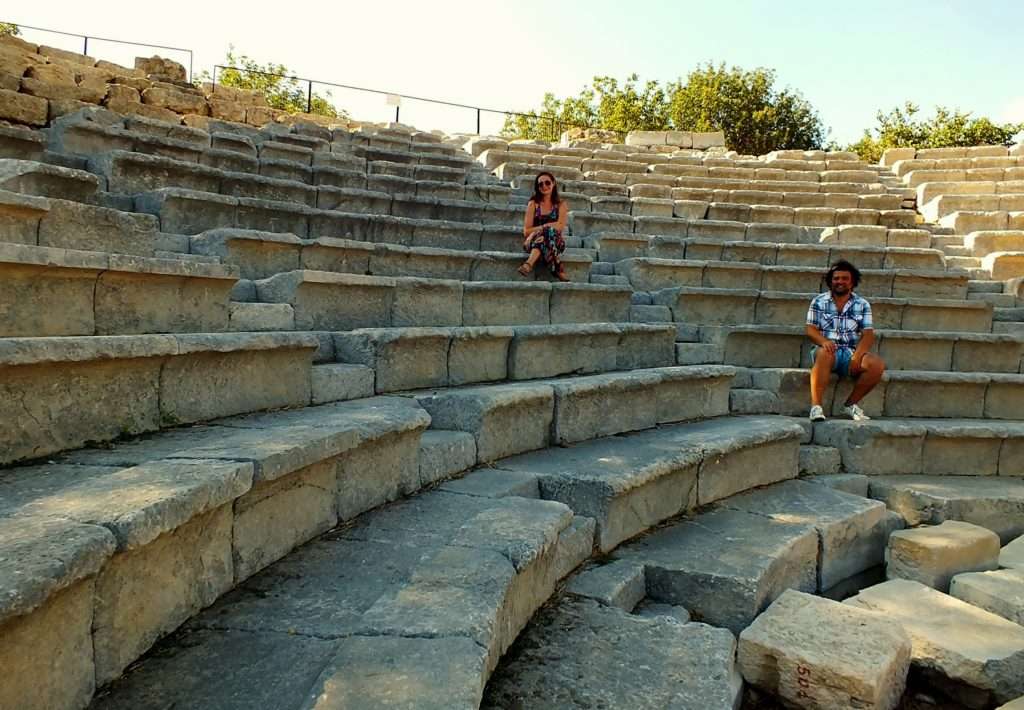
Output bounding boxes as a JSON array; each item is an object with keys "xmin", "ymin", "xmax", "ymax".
[
  {"xmin": 739, "ymin": 589, "xmax": 911, "ymax": 710},
  {"xmin": 847, "ymin": 579, "xmax": 1024, "ymax": 707},
  {"xmin": 951, "ymin": 568, "xmax": 1024, "ymax": 625},
  {"xmin": 887, "ymin": 520, "xmax": 1001, "ymax": 591}
]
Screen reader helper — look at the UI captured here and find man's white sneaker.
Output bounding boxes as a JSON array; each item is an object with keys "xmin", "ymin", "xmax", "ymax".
[
  {"xmin": 842, "ymin": 403, "xmax": 870, "ymax": 421},
  {"xmin": 809, "ymin": 405, "xmax": 826, "ymax": 422}
]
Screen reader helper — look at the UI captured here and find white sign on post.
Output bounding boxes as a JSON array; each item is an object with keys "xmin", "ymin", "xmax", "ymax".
[{"xmin": 386, "ymin": 94, "xmax": 402, "ymax": 107}]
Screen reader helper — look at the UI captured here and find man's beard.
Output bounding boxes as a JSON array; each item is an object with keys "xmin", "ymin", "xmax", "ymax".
[{"xmin": 830, "ymin": 284, "xmax": 850, "ymax": 295}]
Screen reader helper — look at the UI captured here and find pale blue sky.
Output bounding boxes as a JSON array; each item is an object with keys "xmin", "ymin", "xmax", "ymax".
[{"xmin": 10, "ymin": 0, "xmax": 1024, "ymax": 144}]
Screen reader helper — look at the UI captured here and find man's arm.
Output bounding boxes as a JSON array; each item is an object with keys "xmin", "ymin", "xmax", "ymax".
[
  {"xmin": 805, "ymin": 324, "xmax": 837, "ymax": 352},
  {"xmin": 851, "ymin": 328, "xmax": 875, "ymax": 365}
]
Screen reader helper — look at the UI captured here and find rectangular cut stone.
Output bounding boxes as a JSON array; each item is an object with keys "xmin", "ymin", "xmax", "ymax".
[
  {"xmin": 847, "ymin": 579, "xmax": 1024, "ymax": 707},
  {"xmin": 887, "ymin": 520, "xmax": 1000, "ymax": 592},
  {"xmin": 739, "ymin": 590, "xmax": 911, "ymax": 710}
]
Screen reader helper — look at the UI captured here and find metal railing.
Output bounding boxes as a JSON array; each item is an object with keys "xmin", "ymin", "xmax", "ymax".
[
  {"xmin": 211, "ymin": 64, "xmax": 622, "ymax": 137},
  {"xmin": 2, "ymin": 21, "xmax": 194, "ymax": 81}
]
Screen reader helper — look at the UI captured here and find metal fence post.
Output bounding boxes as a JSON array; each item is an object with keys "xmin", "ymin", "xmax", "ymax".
[
  {"xmin": 476, "ymin": 108, "xmax": 481, "ymax": 135},
  {"xmin": 83, "ymin": 36, "xmax": 88, "ymax": 55},
  {"xmin": 307, "ymin": 81, "xmax": 312, "ymax": 114}
]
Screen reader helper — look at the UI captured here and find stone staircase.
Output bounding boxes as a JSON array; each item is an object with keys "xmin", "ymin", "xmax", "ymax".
[{"xmin": 0, "ymin": 35, "xmax": 1023, "ymax": 710}]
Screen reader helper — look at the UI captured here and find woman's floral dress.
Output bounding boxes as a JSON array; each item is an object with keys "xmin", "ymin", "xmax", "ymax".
[{"xmin": 525, "ymin": 203, "xmax": 566, "ymax": 276}]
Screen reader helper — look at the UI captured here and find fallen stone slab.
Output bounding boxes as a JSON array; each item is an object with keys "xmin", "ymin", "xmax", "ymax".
[
  {"xmin": 482, "ymin": 597, "xmax": 742, "ymax": 710},
  {"xmin": 867, "ymin": 475, "xmax": 1024, "ymax": 544},
  {"xmin": 950, "ymin": 567, "xmax": 1024, "ymax": 625},
  {"xmin": 846, "ymin": 579, "xmax": 1024, "ymax": 707},
  {"xmin": 887, "ymin": 520, "xmax": 1001, "ymax": 591},
  {"xmin": 722, "ymin": 479, "xmax": 903, "ymax": 591},
  {"xmin": 738, "ymin": 589, "xmax": 911, "ymax": 710},
  {"xmin": 565, "ymin": 559, "xmax": 646, "ymax": 611},
  {"xmin": 618, "ymin": 506, "xmax": 817, "ymax": 633}
]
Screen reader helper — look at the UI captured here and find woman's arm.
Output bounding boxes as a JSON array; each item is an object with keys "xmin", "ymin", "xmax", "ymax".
[
  {"xmin": 554, "ymin": 201, "xmax": 568, "ymax": 233},
  {"xmin": 523, "ymin": 200, "xmax": 537, "ymax": 238}
]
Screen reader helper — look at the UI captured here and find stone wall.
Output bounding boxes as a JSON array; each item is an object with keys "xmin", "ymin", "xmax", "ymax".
[{"xmin": 0, "ymin": 35, "xmax": 345, "ymax": 129}]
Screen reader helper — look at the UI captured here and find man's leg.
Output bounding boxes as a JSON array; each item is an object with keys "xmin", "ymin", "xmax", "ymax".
[
  {"xmin": 810, "ymin": 347, "xmax": 835, "ymax": 407},
  {"xmin": 845, "ymin": 353, "xmax": 886, "ymax": 405}
]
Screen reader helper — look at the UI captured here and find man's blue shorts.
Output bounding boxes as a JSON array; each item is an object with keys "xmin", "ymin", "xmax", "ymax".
[{"xmin": 810, "ymin": 345, "xmax": 853, "ymax": 377}]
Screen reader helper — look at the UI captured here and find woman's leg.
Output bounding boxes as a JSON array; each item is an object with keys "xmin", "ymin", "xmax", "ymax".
[{"xmin": 519, "ymin": 247, "xmax": 541, "ymax": 275}]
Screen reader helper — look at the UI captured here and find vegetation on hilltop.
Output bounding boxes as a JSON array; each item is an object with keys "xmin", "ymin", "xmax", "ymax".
[
  {"xmin": 0, "ymin": 22, "xmax": 20, "ymax": 36},
  {"xmin": 847, "ymin": 103, "xmax": 1023, "ymax": 162},
  {"xmin": 502, "ymin": 63, "xmax": 825, "ymax": 154},
  {"xmin": 196, "ymin": 46, "xmax": 346, "ymax": 118}
]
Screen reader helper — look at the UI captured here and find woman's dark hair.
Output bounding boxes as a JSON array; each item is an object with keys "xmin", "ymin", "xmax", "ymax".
[
  {"xmin": 531, "ymin": 171, "xmax": 561, "ymax": 205},
  {"xmin": 824, "ymin": 259, "xmax": 862, "ymax": 288}
]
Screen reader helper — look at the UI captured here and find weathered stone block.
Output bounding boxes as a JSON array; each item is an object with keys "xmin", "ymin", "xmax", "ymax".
[
  {"xmin": 887, "ymin": 520, "xmax": 1001, "ymax": 591},
  {"xmin": 739, "ymin": 589, "xmax": 911, "ymax": 710}
]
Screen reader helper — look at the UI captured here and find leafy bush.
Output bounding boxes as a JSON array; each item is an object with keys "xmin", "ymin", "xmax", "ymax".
[
  {"xmin": 0, "ymin": 23, "xmax": 19, "ymax": 37},
  {"xmin": 197, "ymin": 46, "xmax": 345, "ymax": 118},
  {"xmin": 849, "ymin": 103, "xmax": 1023, "ymax": 163},
  {"xmin": 502, "ymin": 63, "xmax": 825, "ymax": 153}
]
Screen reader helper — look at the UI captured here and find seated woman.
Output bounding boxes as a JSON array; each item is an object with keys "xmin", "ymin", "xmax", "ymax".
[{"xmin": 519, "ymin": 171, "xmax": 569, "ymax": 281}]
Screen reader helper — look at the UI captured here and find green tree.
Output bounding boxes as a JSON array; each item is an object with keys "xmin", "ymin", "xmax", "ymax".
[
  {"xmin": 0, "ymin": 22, "xmax": 20, "ymax": 37},
  {"xmin": 667, "ymin": 63, "xmax": 824, "ymax": 154},
  {"xmin": 502, "ymin": 63, "xmax": 825, "ymax": 154},
  {"xmin": 197, "ymin": 46, "xmax": 344, "ymax": 118},
  {"xmin": 849, "ymin": 102, "xmax": 1023, "ymax": 163}
]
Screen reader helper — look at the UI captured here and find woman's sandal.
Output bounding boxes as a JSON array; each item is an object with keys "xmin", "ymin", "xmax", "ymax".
[
  {"xmin": 556, "ymin": 269, "xmax": 570, "ymax": 282},
  {"xmin": 517, "ymin": 262, "xmax": 533, "ymax": 277}
]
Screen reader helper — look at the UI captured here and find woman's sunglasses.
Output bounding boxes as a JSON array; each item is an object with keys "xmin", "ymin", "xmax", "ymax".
[{"xmin": 538, "ymin": 180, "xmax": 554, "ymax": 187}]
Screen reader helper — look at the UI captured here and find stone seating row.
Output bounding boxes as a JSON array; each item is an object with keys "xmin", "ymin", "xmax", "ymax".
[
  {"xmin": 939, "ymin": 210, "xmax": 1024, "ymax": 235},
  {"xmin": 882, "ymin": 144, "xmax": 1023, "ymax": 166},
  {"xmin": 733, "ymin": 366, "xmax": 1024, "ymax": 421},
  {"xmin": 244, "ymin": 271, "xmax": 632, "ymax": 331},
  {"xmin": 892, "ymin": 156, "xmax": 1024, "ymax": 178},
  {"xmin": 700, "ymin": 323, "xmax": 1024, "ymax": 374},
  {"xmin": 811, "ymin": 417, "xmax": 1024, "ymax": 480},
  {"xmin": 652, "ymin": 286, "xmax": 992, "ymax": 333},
  {"xmin": 921, "ymin": 193, "xmax": 1024, "ymax": 221},
  {"xmin": 498, "ymin": 161, "xmax": 889, "ymax": 195},
  {"xmin": 904, "ymin": 168, "xmax": 1024, "ymax": 189},
  {"xmin": 570, "ymin": 211, "xmax": 928, "ymax": 246},
  {"xmin": 587, "ymin": 233, "xmax": 947, "ymax": 271},
  {"xmin": 616, "ymin": 257, "xmax": 968, "ymax": 299},
  {"xmin": 917, "ymin": 180, "xmax": 1024, "ymax": 206}
]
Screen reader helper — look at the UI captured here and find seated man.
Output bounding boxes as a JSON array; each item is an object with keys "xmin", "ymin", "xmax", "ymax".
[{"xmin": 805, "ymin": 260, "xmax": 886, "ymax": 422}]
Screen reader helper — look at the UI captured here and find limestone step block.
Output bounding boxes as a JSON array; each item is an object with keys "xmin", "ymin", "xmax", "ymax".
[
  {"xmin": 0, "ymin": 124, "xmax": 46, "ymax": 160},
  {"xmin": 310, "ymin": 362, "xmax": 375, "ymax": 405},
  {"xmin": 617, "ymin": 504, "xmax": 816, "ymax": 633},
  {"xmin": 483, "ymin": 597, "xmax": 742, "ymax": 709},
  {"xmin": 1003, "ymin": 536, "xmax": 1024, "ymax": 569},
  {"xmin": 135, "ymin": 187, "xmax": 248, "ymax": 235},
  {"xmin": 950, "ymin": 567, "xmax": 1024, "ymax": 624},
  {"xmin": 916, "ymin": 180, "xmax": 1000, "ymax": 206},
  {"xmin": 507, "ymin": 323, "xmax": 675, "ymax": 380},
  {"xmin": 566, "ymin": 559, "xmax": 646, "ymax": 611},
  {"xmin": 814, "ymin": 418, "xmax": 1024, "ymax": 477},
  {"xmin": 0, "ymin": 188, "xmax": 51, "ymax": 246},
  {"xmin": 334, "ymin": 326, "xmax": 513, "ymax": 392},
  {"xmin": 0, "ymin": 332, "xmax": 319, "ymax": 464},
  {"xmin": 820, "ymin": 224, "xmax": 933, "ymax": 249},
  {"xmin": 887, "ymin": 520, "xmax": 1000, "ymax": 591},
  {"xmin": 983, "ymin": 251, "xmax": 1024, "ymax": 281},
  {"xmin": 0, "ymin": 242, "xmax": 238, "ymax": 336},
  {"xmin": 568, "ymin": 208, "xmax": 634, "ymax": 237},
  {"xmin": 415, "ymin": 381, "xmax": 554, "ymax": 462},
  {"xmin": 500, "ymin": 415, "xmax": 800, "ymax": 552},
  {"xmin": 846, "ymin": 579, "xmax": 1024, "ymax": 707},
  {"xmin": 0, "ymin": 158, "xmax": 100, "ymax": 202},
  {"xmin": 463, "ymin": 137, "xmax": 508, "ymax": 156},
  {"xmin": 966, "ymin": 230, "xmax": 1024, "ymax": 257},
  {"xmin": 417, "ymin": 429, "xmax": 477, "ymax": 486},
  {"xmin": 91, "ymin": 149, "xmax": 223, "ymax": 195},
  {"xmin": 0, "ymin": 459, "xmax": 252, "ymax": 692},
  {"xmin": 92, "ymin": 491, "xmax": 588, "ymax": 710},
  {"xmin": 723, "ymin": 479, "xmax": 903, "ymax": 591},
  {"xmin": 738, "ymin": 590, "xmax": 911, "ymax": 710},
  {"xmin": 255, "ymin": 270, "xmax": 397, "ymax": 330},
  {"xmin": 921, "ymin": 194, "xmax": 1007, "ymax": 222},
  {"xmin": 494, "ymin": 161, "xmax": 584, "ymax": 182},
  {"xmin": 866, "ymin": 475, "xmax": 1024, "ymax": 544}
]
